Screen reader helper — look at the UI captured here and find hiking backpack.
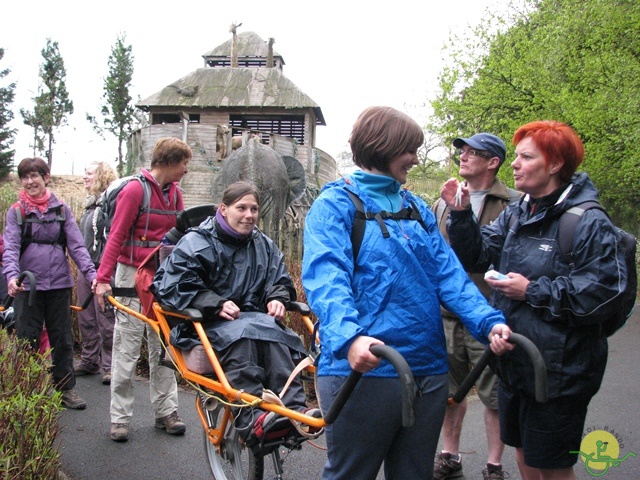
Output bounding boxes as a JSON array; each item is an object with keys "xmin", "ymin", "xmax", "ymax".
[
  {"xmin": 13, "ymin": 202, "xmax": 66, "ymax": 256},
  {"xmin": 91, "ymin": 173, "xmax": 179, "ymax": 262},
  {"xmin": 558, "ymin": 201, "xmax": 637, "ymax": 337},
  {"xmin": 509, "ymin": 201, "xmax": 637, "ymax": 337}
]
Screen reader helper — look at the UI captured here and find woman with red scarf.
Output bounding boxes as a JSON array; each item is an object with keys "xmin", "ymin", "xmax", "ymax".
[{"xmin": 3, "ymin": 157, "xmax": 97, "ymax": 410}]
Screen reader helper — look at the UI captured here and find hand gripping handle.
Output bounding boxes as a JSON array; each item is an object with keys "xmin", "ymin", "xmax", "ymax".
[
  {"xmin": 449, "ymin": 332, "xmax": 548, "ymax": 404},
  {"xmin": 1, "ymin": 271, "xmax": 36, "ymax": 310}
]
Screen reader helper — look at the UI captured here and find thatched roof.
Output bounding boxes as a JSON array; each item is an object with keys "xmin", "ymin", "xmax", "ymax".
[
  {"xmin": 136, "ymin": 67, "xmax": 325, "ymax": 125},
  {"xmin": 202, "ymin": 31, "xmax": 284, "ymax": 64}
]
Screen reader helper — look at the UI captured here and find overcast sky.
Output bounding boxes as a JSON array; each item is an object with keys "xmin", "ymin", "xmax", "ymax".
[{"xmin": 2, "ymin": 0, "xmax": 504, "ymax": 175}]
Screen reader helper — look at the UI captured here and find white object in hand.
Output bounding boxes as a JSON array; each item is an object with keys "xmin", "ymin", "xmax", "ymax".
[
  {"xmin": 454, "ymin": 182, "xmax": 463, "ymax": 207},
  {"xmin": 485, "ymin": 270, "xmax": 508, "ymax": 281}
]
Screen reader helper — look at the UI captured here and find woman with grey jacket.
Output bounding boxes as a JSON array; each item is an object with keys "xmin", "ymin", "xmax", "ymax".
[{"xmin": 4, "ymin": 157, "xmax": 97, "ymax": 410}]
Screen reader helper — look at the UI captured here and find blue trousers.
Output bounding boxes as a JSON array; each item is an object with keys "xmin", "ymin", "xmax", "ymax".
[{"xmin": 318, "ymin": 374, "xmax": 447, "ymax": 480}]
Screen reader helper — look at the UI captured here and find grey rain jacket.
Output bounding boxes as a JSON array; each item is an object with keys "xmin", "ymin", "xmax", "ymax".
[
  {"xmin": 447, "ymin": 172, "xmax": 628, "ymax": 401},
  {"xmin": 152, "ymin": 216, "xmax": 304, "ymax": 355}
]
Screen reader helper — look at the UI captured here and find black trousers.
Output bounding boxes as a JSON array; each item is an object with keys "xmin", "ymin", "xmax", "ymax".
[
  {"xmin": 14, "ymin": 288, "xmax": 75, "ymax": 391},
  {"xmin": 219, "ymin": 337, "xmax": 308, "ymax": 431}
]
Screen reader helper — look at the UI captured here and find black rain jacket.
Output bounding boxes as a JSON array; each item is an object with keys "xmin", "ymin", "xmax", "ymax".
[
  {"xmin": 152, "ymin": 216, "xmax": 304, "ymax": 354},
  {"xmin": 447, "ymin": 173, "xmax": 628, "ymax": 401}
]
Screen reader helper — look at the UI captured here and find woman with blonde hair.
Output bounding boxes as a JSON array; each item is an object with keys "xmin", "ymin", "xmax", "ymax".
[{"xmin": 74, "ymin": 161, "xmax": 118, "ymax": 385}]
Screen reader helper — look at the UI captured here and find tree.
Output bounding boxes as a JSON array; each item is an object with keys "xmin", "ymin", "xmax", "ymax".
[
  {"xmin": 19, "ymin": 86, "xmax": 46, "ymax": 158},
  {"xmin": 430, "ymin": 0, "xmax": 640, "ymax": 232},
  {"xmin": 0, "ymin": 48, "xmax": 16, "ymax": 178},
  {"xmin": 87, "ymin": 34, "xmax": 137, "ymax": 177},
  {"xmin": 20, "ymin": 39, "xmax": 73, "ymax": 170}
]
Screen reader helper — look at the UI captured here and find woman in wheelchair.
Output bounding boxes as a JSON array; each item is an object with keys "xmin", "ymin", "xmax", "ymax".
[{"xmin": 152, "ymin": 181, "xmax": 319, "ymax": 445}]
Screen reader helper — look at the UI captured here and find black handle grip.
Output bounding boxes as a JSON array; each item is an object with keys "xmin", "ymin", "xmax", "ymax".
[
  {"xmin": 449, "ymin": 346, "xmax": 493, "ymax": 405},
  {"xmin": 2, "ymin": 271, "xmax": 36, "ymax": 310},
  {"xmin": 79, "ymin": 292, "xmax": 95, "ymax": 310},
  {"xmin": 449, "ymin": 332, "xmax": 548, "ymax": 404},
  {"xmin": 323, "ymin": 344, "xmax": 416, "ymax": 426}
]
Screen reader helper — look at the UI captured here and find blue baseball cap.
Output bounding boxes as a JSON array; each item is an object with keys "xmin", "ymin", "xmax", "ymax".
[{"xmin": 453, "ymin": 133, "xmax": 507, "ymax": 165}]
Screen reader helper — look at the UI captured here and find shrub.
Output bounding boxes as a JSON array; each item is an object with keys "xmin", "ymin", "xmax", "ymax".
[{"xmin": 0, "ymin": 328, "xmax": 62, "ymax": 480}]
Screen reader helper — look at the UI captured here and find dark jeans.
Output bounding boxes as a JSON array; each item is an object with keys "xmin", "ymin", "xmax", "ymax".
[{"xmin": 14, "ymin": 288, "xmax": 75, "ymax": 391}]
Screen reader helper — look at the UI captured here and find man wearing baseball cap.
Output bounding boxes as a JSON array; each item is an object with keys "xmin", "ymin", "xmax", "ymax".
[{"xmin": 432, "ymin": 133, "xmax": 521, "ymax": 480}]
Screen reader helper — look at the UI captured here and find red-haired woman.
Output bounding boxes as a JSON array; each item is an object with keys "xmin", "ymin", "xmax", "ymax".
[{"xmin": 441, "ymin": 120, "xmax": 629, "ymax": 479}]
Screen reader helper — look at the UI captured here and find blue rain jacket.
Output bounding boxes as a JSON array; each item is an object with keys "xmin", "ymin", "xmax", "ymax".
[{"xmin": 302, "ymin": 176, "xmax": 505, "ymax": 378}]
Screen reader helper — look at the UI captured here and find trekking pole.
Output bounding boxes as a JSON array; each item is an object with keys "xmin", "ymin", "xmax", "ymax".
[
  {"xmin": 323, "ymin": 344, "xmax": 415, "ymax": 427},
  {"xmin": 1, "ymin": 270, "xmax": 37, "ymax": 311},
  {"xmin": 449, "ymin": 332, "xmax": 548, "ymax": 404}
]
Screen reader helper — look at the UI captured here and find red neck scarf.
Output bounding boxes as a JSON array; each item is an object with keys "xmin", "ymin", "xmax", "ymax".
[{"xmin": 19, "ymin": 189, "xmax": 52, "ymax": 214}]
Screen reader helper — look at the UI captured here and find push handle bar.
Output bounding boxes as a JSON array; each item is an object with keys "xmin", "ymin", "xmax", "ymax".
[
  {"xmin": 449, "ymin": 332, "xmax": 548, "ymax": 404},
  {"xmin": 71, "ymin": 292, "xmax": 95, "ymax": 312},
  {"xmin": 323, "ymin": 344, "xmax": 416, "ymax": 427},
  {"xmin": 1, "ymin": 271, "xmax": 36, "ymax": 310}
]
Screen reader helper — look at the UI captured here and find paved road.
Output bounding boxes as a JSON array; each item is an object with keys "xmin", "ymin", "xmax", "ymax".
[{"xmin": 59, "ymin": 308, "xmax": 640, "ymax": 479}]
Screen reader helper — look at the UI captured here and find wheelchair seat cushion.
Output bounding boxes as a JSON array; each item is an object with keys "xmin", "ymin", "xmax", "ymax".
[{"xmin": 178, "ymin": 345, "xmax": 214, "ymax": 375}]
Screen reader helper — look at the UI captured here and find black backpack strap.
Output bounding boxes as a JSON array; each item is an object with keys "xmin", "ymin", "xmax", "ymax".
[
  {"xmin": 558, "ymin": 201, "xmax": 603, "ymax": 262},
  {"xmin": 346, "ymin": 190, "xmax": 391, "ymax": 263},
  {"xmin": 18, "ymin": 205, "xmax": 67, "ymax": 256},
  {"xmin": 128, "ymin": 177, "xmax": 180, "ymax": 249},
  {"xmin": 346, "ymin": 191, "xmax": 428, "ymax": 263},
  {"xmin": 408, "ymin": 200, "xmax": 428, "ymax": 233},
  {"xmin": 346, "ymin": 190, "xmax": 367, "ymax": 262}
]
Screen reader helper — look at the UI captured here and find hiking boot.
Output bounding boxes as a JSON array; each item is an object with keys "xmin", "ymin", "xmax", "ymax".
[
  {"xmin": 482, "ymin": 464, "xmax": 510, "ymax": 480},
  {"xmin": 73, "ymin": 360, "xmax": 100, "ymax": 376},
  {"xmin": 110, "ymin": 423, "xmax": 129, "ymax": 442},
  {"xmin": 434, "ymin": 451, "xmax": 463, "ymax": 480},
  {"xmin": 61, "ymin": 389, "xmax": 87, "ymax": 410},
  {"xmin": 102, "ymin": 370, "xmax": 112, "ymax": 385},
  {"xmin": 155, "ymin": 411, "xmax": 186, "ymax": 435}
]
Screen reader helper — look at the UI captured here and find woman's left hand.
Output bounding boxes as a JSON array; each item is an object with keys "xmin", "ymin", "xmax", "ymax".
[
  {"xmin": 485, "ymin": 273, "xmax": 529, "ymax": 301},
  {"xmin": 441, "ymin": 178, "xmax": 470, "ymax": 210},
  {"xmin": 488, "ymin": 324, "xmax": 515, "ymax": 355}
]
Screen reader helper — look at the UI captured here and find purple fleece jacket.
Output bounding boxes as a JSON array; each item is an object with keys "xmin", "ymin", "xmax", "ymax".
[{"xmin": 3, "ymin": 193, "xmax": 96, "ymax": 291}]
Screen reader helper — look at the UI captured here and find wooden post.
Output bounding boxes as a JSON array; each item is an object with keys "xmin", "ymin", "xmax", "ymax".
[
  {"xmin": 267, "ymin": 38, "xmax": 275, "ymax": 68},
  {"xmin": 229, "ymin": 22, "xmax": 242, "ymax": 67}
]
